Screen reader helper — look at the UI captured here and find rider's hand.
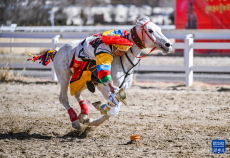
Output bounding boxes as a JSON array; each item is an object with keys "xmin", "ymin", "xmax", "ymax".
[{"xmin": 108, "ymin": 82, "xmax": 116, "ymax": 93}]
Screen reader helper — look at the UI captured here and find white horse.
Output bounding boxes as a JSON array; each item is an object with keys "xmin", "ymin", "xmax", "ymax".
[{"xmin": 53, "ymin": 16, "xmax": 172, "ymax": 129}]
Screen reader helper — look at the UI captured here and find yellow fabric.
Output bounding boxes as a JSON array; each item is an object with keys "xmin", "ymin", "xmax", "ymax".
[
  {"xmin": 96, "ymin": 53, "xmax": 113, "ymax": 65},
  {"xmin": 69, "ymin": 70, "xmax": 91, "ymax": 96},
  {"xmin": 102, "ymin": 30, "xmax": 116, "ymax": 36},
  {"xmin": 113, "ymin": 44, "xmax": 132, "ymax": 51}
]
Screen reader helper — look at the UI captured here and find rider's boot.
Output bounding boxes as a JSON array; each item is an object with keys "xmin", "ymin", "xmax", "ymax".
[
  {"xmin": 86, "ymin": 81, "xmax": 95, "ymax": 93},
  {"xmin": 68, "ymin": 108, "xmax": 81, "ymax": 129}
]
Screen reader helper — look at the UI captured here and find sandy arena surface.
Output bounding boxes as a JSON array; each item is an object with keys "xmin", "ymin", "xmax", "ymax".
[{"xmin": 0, "ymin": 81, "xmax": 230, "ymax": 158}]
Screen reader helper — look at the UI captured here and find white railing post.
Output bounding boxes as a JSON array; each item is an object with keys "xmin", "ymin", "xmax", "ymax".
[
  {"xmin": 51, "ymin": 35, "xmax": 60, "ymax": 81},
  {"xmin": 10, "ymin": 38, "xmax": 14, "ymax": 53},
  {"xmin": 52, "ymin": 35, "xmax": 60, "ymax": 50},
  {"xmin": 184, "ymin": 34, "xmax": 194, "ymax": 86}
]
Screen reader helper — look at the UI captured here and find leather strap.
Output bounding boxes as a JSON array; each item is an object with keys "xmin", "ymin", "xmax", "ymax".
[{"xmin": 119, "ymin": 48, "xmax": 140, "ymax": 88}]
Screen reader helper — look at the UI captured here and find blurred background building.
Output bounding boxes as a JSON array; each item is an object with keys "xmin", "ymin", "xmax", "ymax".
[{"xmin": 0, "ymin": 0, "xmax": 175, "ymax": 26}]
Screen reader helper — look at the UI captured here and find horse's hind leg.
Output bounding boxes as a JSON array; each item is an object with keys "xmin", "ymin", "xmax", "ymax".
[
  {"xmin": 57, "ymin": 71, "xmax": 81, "ymax": 129},
  {"xmin": 53, "ymin": 50, "xmax": 81, "ymax": 129}
]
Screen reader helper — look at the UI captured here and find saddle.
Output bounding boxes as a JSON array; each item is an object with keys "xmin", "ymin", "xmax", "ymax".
[{"xmin": 69, "ymin": 53, "xmax": 100, "ymax": 96}]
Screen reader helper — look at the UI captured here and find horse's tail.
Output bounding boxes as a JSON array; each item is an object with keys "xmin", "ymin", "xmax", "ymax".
[{"xmin": 27, "ymin": 50, "xmax": 57, "ymax": 66}]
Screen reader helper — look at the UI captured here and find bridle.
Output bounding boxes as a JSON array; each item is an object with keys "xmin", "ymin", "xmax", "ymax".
[
  {"xmin": 119, "ymin": 21, "xmax": 156, "ymax": 88},
  {"xmin": 130, "ymin": 21, "xmax": 156, "ymax": 59}
]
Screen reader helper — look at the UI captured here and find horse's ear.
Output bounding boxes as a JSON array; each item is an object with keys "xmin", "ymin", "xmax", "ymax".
[
  {"xmin": 135, "ymin": 17, "xmax": 143, "ymax": 26},
  {"xmin": 134, "ymin": 17, "xmax": 139, "ymax": 25},
  {"xmin": 135, "ymin": 16, "xmax": 150, "ymax": 26}
]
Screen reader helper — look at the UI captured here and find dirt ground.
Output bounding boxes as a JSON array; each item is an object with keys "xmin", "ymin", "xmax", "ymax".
[{"xmin": 0, "ymin": 81, "xmax": 230, "ymax": 158}]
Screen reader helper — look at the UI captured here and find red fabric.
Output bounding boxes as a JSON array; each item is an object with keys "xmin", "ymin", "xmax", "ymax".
[
  {"xmin": 27, "ymin": 50, "xmax": 57, "ymax": 66},
  {"xmin": 175, "ymin": 0, "xmax": 230, "ymax": 55},
  {"xmin": 92, "ymin": 33, "xmax": 101, "ymax": 37},
  {"xmin": 176, "ymin": 0, "xmax": 230, "ymax": 29},
  {"xmin": 122, "ymin": 30, "xmax": 129, "ymax": 36},
  {"xmin": 27, "ymin": 55, "xmax": 40, "ymax": 62},
  {"xmin": 70, "ymin": 59, "xmax": 88, "ymax": 83},
  {"xmin": 69, "ymin": 52, "xmax": 76, "ymax": 68},
  {"xmin": 101, "ymin": 35, "xmax": 133, "ymax": 46},
  {"xmin": 68, "ymin": 108, "xmax": 78, "ymax": 122},
  {"xmin": 97, "ymin": 70, "xmax": 111, "ymax": 80},
  {"xmin": 79, "ymin": 100, "xmax": 88, "ymax": 114}
]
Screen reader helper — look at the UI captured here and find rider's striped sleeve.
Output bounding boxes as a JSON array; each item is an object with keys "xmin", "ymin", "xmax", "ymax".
[{"xmin": 96, "ymin": 53, "xmax": 113, "ymax": 85}]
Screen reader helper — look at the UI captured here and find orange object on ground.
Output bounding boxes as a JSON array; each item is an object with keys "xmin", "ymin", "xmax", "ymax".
[{"xmin": 130, "ymin": 135, "xmax": 140, "ymax": 141}]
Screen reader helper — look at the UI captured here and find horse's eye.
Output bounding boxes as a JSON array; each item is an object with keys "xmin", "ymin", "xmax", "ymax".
[{"xmin": 148, "ymin": 29, "xmax": 153, "ymax": 33}]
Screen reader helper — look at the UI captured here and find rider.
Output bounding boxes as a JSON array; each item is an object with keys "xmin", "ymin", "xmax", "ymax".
[{"xmin": 69, "ymin": 30, "xmax": 133, "ymax": 96}]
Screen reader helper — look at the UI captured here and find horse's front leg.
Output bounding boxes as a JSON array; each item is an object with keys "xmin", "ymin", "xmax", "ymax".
[
  {"xmin": 86, "ymin": 83, "xmax": 111, "ymax": 126},
  {"xmin": 74, "ymin": 87, "xmax": 91, "ymax": 124}
]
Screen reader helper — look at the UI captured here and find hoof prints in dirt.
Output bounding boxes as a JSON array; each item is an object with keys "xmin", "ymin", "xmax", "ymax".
[{"xmin": 64, "ymin": 126, "xmax": 93, "ymax": 139}]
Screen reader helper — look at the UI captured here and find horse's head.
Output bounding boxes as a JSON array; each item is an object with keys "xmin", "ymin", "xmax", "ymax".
[{"xmin": 132, "ymin": 16, "xmax": 172, "ymax": 54}]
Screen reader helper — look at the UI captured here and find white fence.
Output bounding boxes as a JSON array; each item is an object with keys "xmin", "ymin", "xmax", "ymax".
[
  {"xmin": 0, "ymin": 25, "xmax": 175, "ymax": 32},
  {"xmin": 0, "ymin": 30, "xmax": 230, "ymax": 86}
]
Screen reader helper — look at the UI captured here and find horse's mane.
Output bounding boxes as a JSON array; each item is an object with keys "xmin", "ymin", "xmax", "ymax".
[{"xmin": 135, "ymin": 16, "xmax": 150, "ymax": 26}]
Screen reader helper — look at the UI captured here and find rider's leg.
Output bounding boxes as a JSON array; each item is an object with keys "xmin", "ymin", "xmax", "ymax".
[{"xmin": 97, "ymin": 83, "xmax": 110, "ymax": 99}]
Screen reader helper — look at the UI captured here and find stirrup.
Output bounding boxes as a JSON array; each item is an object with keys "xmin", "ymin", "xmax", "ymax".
[{"xmin": 86, "ymin": 81, "xmax": 95, "ymax": 93}]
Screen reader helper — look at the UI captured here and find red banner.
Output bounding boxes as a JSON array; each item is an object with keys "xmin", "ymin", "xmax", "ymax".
[
  {"xmin": 176, "ymin": 0, "xmax": 230, "ymax": 55},
  {"xmin": 176, "ymin": 0, "xmax": 230, "ymax": 29}
]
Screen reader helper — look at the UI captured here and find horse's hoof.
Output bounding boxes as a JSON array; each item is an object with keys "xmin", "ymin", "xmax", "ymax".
[
  {"xmin": 78, "ymin": 114, "xmax": 88, "ymax": 124},
  {"xmin": 83, "ymin": 118, "xmax": 95, "ymax": 125},
  {"xmin": 92, "ymin": 101, "xmax": 102, "ymax": 110},
  {"xmin": 88, "ymin": 115, "xmax": 110, "ymax": 126},
  {"xmin": 72, "ymin": 120, "xmax": 81, "ymax": 129}
]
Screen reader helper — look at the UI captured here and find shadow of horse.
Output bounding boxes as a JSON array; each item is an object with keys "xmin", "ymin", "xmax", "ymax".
[
  {"xmin": 217, "ymin": 87, "xmax": 230, "ymax": 92},
  {"xmin": 0, "ymin": 132, "xmax": 52, "ymax": 140},
  {"xmin": 0, "ymin": 126, "xmax": 94, "ymax": 140}
]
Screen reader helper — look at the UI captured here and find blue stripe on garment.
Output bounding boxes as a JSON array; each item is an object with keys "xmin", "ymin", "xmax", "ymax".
[
  {"xmin": 96, "ymin": 65, "xmax": 111, "ymax": 71},
  {"xmin": 110, "ymin": 30, "xmax": 124, "ymax": 37}
]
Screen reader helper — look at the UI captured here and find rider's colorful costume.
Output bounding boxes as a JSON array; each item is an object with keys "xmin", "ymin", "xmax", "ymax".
[
  {"xmin": 69, "ymin": 30, "xmax": 133, "ymax": 96},
  {"xmin": 27, "ymin": 29, "xmax": 133, "ymax": 96}
]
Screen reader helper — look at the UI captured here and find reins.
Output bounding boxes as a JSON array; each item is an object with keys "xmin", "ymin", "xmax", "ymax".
[{"xmin": 119, "ymin": 51, "xmax": 140, "ymax": 88}]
